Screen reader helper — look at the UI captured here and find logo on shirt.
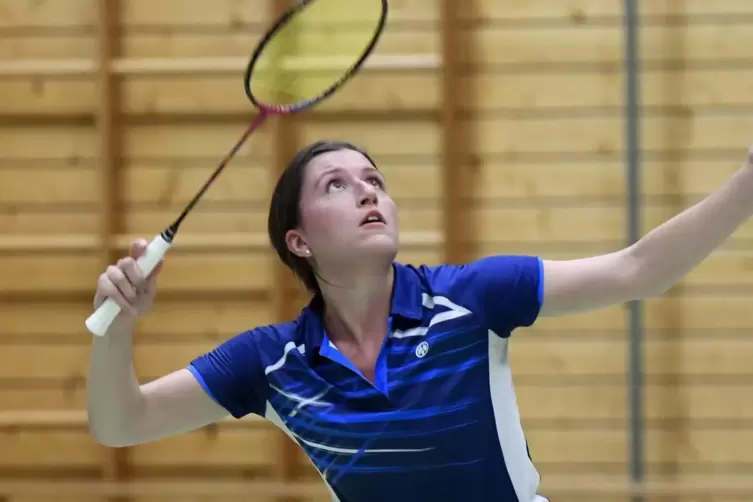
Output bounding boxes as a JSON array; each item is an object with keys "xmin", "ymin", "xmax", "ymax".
[{"xmin": 415, "ymin": 341, "xmax": 430, "ymax": 358}]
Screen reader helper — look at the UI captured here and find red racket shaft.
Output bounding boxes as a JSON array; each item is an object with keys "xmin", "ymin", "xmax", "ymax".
[{"xmin": 85, "ymin": 111, "xmax": 271, "ymax": 337}]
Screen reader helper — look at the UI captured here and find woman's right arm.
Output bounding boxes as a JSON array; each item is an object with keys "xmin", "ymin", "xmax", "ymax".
[
  {"xmin": 86, "ymin": 239, "xmax": 231, "ymax": 447},
  {"xmin": 87, "ymin": 321, "xmax": 229, "ymax": 447}
]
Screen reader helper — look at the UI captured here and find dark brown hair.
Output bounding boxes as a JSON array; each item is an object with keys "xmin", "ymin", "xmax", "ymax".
[{"xmin": 267, "ymin": 140, "xmax": 377, "ymax": 294}]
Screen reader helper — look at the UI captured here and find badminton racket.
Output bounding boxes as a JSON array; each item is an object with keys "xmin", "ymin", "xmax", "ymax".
[{"xmin": 86, "ymin": 0, "xmax": 389, "ymax": 336}]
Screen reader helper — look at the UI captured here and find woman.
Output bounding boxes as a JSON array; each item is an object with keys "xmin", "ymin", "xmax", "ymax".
[{"xmin": 87, "ymin": 139, "xmax": 753, "ymax": 502}]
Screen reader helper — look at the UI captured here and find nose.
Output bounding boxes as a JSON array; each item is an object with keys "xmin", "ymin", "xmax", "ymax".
[{"xmin": 357, "ymin": 180, "xmax": 378, "ymax": 207}]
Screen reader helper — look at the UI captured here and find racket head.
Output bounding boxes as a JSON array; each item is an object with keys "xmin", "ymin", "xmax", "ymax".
[{"xmin": 244, "ymin": 0, "xmax": 388, "ymax": 114}]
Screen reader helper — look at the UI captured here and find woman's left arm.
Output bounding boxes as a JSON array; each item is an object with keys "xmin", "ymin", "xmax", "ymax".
[{"xmin": 540, "ymin": 150, "xmax": 753, "ymax": 317}]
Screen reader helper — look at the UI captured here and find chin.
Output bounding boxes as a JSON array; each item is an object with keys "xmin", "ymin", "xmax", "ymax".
[{"xmin": 354, "ymin": 234, "xmax": 398, "ymax": 260}]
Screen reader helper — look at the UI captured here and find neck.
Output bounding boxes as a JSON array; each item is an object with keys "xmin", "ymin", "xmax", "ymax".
[{"xmin": 317, "ymin": 261, "xmax": 394, "ymax": 347}]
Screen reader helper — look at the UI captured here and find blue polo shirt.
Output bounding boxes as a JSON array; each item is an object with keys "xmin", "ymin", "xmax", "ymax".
[{"xmin": 188, "ymin": 255, "xmax": 548, "ymax": 502}]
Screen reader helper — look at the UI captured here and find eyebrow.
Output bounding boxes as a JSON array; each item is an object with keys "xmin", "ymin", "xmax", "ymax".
[{"xmin": 314, "ymin": 166, "xmax": 345, "ymax": 190}]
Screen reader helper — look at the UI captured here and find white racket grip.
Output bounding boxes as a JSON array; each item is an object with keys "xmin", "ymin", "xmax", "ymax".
[{"xmin": 85, "ymin": 233, "xmax": 172, "ymax": 337}]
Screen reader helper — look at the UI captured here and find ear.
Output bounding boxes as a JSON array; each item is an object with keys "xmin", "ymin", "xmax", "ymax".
[{"xmin": 285, "ymin": 228, "xmax": 311, "ymax": 258}]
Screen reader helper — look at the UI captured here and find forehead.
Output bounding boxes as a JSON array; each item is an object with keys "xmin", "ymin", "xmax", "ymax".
[{"xmin": 305, "ymin": 149, "xmax": 375, "ymax": 178}]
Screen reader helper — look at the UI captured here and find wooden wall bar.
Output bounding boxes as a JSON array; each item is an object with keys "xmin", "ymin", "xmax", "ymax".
[
  {"xmin": 268, "ymin": 0, "xmax": 303, "ymax": 495},
  {"xmin": 93, "ymin": 0, "xmax": 130, "ymax": 492},
  {"xmin": 3, "ymin": 1, "xmax": 753, "ymax": 501}
]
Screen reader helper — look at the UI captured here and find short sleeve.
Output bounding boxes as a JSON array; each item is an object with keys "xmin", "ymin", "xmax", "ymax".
[
  {"xmin": 441, "ymin": 255, "xmax": 544, "ymax": 337},
  {"xmin": 187, "ymin": 330, "xmax": 267, "ymax": 419}
]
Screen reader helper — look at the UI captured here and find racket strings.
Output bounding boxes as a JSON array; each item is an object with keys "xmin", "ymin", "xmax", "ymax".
[
  {"xmin": 248, "ymin": 0, "xmax": 384, "ymax": 107},
  {"xmin": 250, "ymin": 74, "xmax": 308, "ymax": 102}
]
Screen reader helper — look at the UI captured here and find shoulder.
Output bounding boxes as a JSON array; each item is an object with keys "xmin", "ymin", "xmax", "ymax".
[
  {"xmin": 397, "ymin": 256, "xmax": 543, "ymax": 334},
  {"xmin": 219, "ymin": 312, "xmax": 309, "ymax": 359},
  {"xmin": 188, "ymin": 308, "xmax": 313, "ymax": 383},
  {"xmin": 185, "ymin": 306, "xmax": 320, "ymax": 419},
  {"xmin": 409, "ymin": 255, "xmax": 543, "ymax": 296}
]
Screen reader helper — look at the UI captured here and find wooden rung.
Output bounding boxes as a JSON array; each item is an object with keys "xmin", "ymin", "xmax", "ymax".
[
  {"xmin": 0, "ymin": 409, "xmax": 265, "ymax": 429},
  {"xmin": 0, "ymin": 235, "xmax": 101, "ymax": 253},
  {"xmin": 0, "ymin": 55, "xmax": 440, "ymax": 78},
  {"xmin": 0, "ymin": 235, "xmax": 98, "ymax": 253},
  {"xmin": 0, "ymin": 409, "xmax": 87, "ymax": 428},
  {"xmin": 112, "ymin": 55, "xmax": 441, "ymax": 75},
  {"xmin": 0, "ymin": 59, "xmax": 95, "ymax": 77},
  {"xmin": 0, "ymin": 232, "xmax": 442, "ymax": 253},
  {"xmin": 111, "ymin": 56, "xmax": 248, "ymax": 75},
  {"xmin": 112, "ymin": 233, "xmax": 271, "ymax": 252},
  {"xmin": 1, "ymin": 479, "xmax": 753, "ymax": 497},
  {"xmin": 0, "ymin": 480, "xmax": 324, "ymax": 498}
]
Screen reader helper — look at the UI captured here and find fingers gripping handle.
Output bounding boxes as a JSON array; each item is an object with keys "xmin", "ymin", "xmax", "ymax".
[{"xmin": 85, "ymin": 234, "xmax": 172, "ymax": 337}]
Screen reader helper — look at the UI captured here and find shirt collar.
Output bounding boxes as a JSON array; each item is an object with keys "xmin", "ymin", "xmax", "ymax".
[{"xmin": 300, "ymin": 262, "xmax": 424, "ymax": 363}]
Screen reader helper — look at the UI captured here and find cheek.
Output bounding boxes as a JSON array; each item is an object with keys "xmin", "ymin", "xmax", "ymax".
[
  {"xmin": 383, "ymin": 199, "xmax": 399, "ymax": 226},
  {"xmin": 301, "ymin": 202, "xmax": 353, "ymax": 245}
]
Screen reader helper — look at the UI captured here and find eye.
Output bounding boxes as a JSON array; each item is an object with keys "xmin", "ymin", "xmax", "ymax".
[
  {"xmin": 367, "ymin": 176, "xmax": 385, "ymax": 189},
  {"xmin": 327, "ymin": 178, "xmax": 346, "ymax": 192}
]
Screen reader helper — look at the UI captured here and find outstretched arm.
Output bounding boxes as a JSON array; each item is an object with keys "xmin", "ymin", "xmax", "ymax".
[{"xmin": 540, "ymin": 149, "xmax": 753, "ymax": 317}]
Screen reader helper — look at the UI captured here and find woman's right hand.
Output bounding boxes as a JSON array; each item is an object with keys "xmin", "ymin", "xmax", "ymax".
[{"xmin": 94, "ymin": 238, "xmax": 164, "ymax": 321}]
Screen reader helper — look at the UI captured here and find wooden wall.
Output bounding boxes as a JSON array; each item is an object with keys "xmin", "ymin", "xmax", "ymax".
[{"xmin": 2, "ymin": 0, "xmax": 753, "ymax": 500}]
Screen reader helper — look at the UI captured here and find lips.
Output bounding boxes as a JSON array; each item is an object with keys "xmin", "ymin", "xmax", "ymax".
[{"xmin": 360, "ymin": 210, "xmax": 385, "ymax": 226}]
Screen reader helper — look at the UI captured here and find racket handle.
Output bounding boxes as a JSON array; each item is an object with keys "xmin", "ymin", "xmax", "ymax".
[{"xmin": 85, "ymin": 233, "xmax": 172, "ymax": 337}]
